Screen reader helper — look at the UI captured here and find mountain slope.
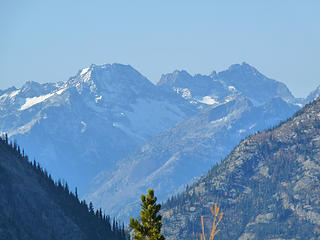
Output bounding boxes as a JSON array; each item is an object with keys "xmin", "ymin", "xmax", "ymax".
[
  {"xmin": 158, "ymin": 70, "xmax": 231, "ymax": 106},
  {"xmin": 0, "ymin": 64, "xmax": 196, "ymax": 192},
  {"xmin": 161, "ymin": 97, "xmax": 320, "ymax": 240},
  {"xmin": 85, "ymin": 95, "xmax": 300, "ymax": 222},
  {"xmin": 0, "ymin": 137, "xmax": 126, "ymax": 240},
  {"xmin": 306, "ymin": 84, "xmax": 320, "ymax": 104}
]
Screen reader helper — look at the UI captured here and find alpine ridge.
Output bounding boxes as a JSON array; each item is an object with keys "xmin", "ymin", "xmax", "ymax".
[{"xmin": 158, "ymin": 62, "xmax": 298, "ymax": 107}]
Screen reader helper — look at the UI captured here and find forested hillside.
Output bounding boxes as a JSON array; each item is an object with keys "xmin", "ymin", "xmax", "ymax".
[
  {"xmin": 0, "ymin": 136, "xmax": 127, "ymax": 240},
  {"xmin": 161, "ymin": 97, "xmax": 320, "ymax": 240}
]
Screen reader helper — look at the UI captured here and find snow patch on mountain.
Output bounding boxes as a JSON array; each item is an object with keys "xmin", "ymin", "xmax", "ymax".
[
  {"xmin": 80, "ymin": 67, "xmax": 90, "ymax": 76},
  {"xmin": 0, "ymin": 89, "xmax": 19, "ymax": 101},
  {"xmin": 56, "ymin": 88, "xmax": 66, "ymax": 95},
  {"xmin": 199, "ymin": 96, "xmax": 218, "ymax": 105},
  {"xmin": 174, "ymin": 88, "xmax": 192, "ymax": 100},
  {"xmin": 78, "ymin": 67, "xmax": 92, "ymax": 83},
  {"xmin": 9, "ymin": 90, "xmax": 20, "ymax": 98},
  {"xmin": 20, "ymin": 93, "xmax": 55, "ymax": 111},
  {"xmin": 95, "ymin": 95, "xmax": 102, "ymax": 103}
]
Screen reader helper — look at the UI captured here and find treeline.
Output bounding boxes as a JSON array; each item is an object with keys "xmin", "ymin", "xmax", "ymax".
[{"xmin": 0, "ymin": 134, "xmax": 128, "ymax": 240}]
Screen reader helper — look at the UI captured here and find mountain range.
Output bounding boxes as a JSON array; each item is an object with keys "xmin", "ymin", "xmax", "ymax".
[
  {"xmin": 0, "ymin": 64, "xmax": 195, "ymax": 193},
  {"xmin": 0, "ymin": 62, "xmax": 318, "ymax": 222}
]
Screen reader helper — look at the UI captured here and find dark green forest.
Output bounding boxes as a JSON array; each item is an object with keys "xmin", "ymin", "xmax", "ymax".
[{"xmin": 0, "ymin": 134, "xmax": 127, "ymax": 240}]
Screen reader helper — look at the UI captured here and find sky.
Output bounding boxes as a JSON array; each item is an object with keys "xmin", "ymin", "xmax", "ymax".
[{"xmin": 1, "ymin": 0, "xmax": 319, "ymax": 98}]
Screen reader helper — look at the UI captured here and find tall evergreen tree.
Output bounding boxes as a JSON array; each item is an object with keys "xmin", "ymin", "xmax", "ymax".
[{"xmin": 130, "ymin": 189, "xmax": 165, "ymax": 240}]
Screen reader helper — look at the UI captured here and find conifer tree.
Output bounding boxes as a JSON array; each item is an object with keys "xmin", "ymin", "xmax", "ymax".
[
  {"xmin": 130, "ymin": 189, "xmax": 165, "ymax": 240},
  {"xmin": 89, "ymin": 202, "xmax": 94, "ymax": 214}
]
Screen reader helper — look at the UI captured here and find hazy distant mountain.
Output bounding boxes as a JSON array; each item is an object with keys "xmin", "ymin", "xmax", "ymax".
[
  {"xmin": 161, "ymin": 97, "xmax": 320, "ymax": 240},
  {"xmin": 86, "ymin": 94, "xmax": 300, "ymax": 222},
  {"xmin": 158, "ymin": 62, "xmax": 299, "ymax": 107},
  {"xmin": 0, "ymin": 137, "xmax": 126, "ymax": 240},
  {"xmin": 212, "ymin": 62, "xmax": 297, "ymax": 104},
  {"xmin": 0, "ymin": 64, "xmax": 196, "ymax": 192}
]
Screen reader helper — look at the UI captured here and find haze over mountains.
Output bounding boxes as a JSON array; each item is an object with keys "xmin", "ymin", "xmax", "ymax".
[{"xmin": 0, "ymin": 62, "xmax": 319, "ymax": 223}]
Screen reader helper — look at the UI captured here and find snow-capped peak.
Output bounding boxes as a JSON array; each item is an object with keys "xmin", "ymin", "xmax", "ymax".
[{"xmin": 67, "ymin": 64, "xmax": 157, "ymax": 101}]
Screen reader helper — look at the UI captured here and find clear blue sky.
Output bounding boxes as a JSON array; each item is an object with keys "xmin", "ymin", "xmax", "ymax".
[{"xmin": 1, "ymin": 0, "xmax": 319, "ymax": 98}]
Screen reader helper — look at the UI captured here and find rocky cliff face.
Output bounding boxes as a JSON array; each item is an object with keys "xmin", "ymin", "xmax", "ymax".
[{"xmin": 161, "ymin": 97, "xmax": 320, "ymax": 240}]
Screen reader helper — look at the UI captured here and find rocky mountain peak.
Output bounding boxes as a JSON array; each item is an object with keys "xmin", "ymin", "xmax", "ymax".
[
  {"xmin": 157, "ymin": 62, "xmax": 300, "ymax": 107},
  {"xmin": 74, "ymin": 63, "xmax": 152, "ymax": 86},
  {"xmin": 19, "ymin": 80, "xmax": 59, "ymax": 99},
  {"xmin": 20, "ymin": 81, "xmax": 44, "ymax": 96},
  {"xmin": 228, "ymin": 62, "xmax": 261, "ymax": 75},
  {"xmin": 214, "ymin": 62, "xmax": 296, "ymax": 105},
  {"xmin": 157, "ymin": 70, "xmax": 193, "ymax": 87},
  {"xmin": 67, "ymin": 63, "xmax": 156, "ymax": 101},
  {"xmin": 3, "ymin": 86, "xmax": 18, "ymax": 93}
]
